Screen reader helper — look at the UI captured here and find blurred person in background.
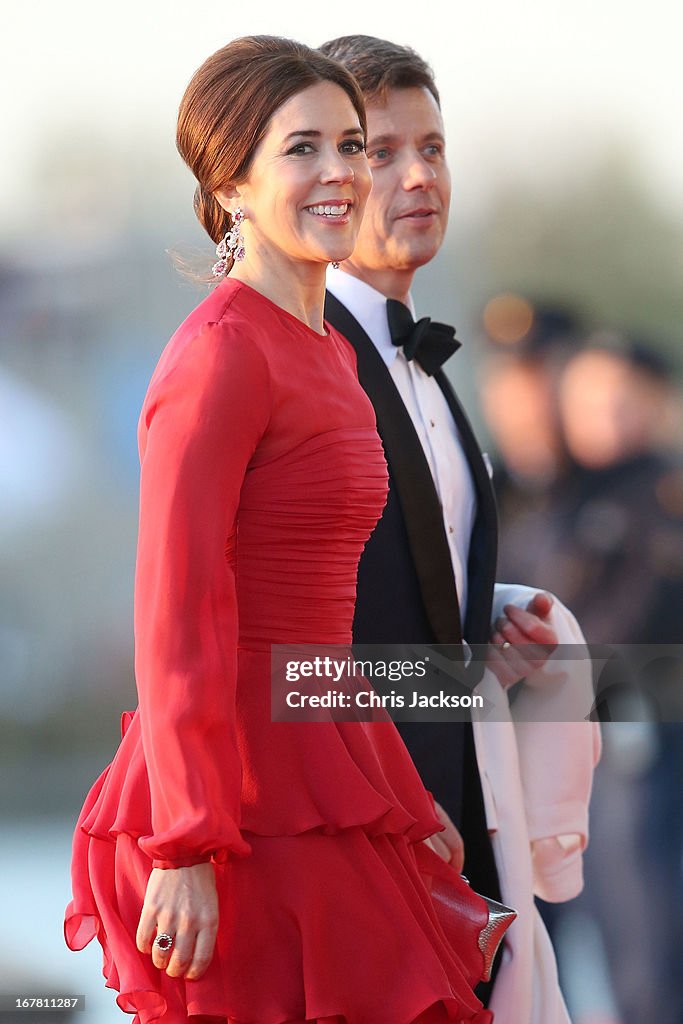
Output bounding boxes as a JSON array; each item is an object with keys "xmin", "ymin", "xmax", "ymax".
[
  {"xmin": 64, "ymin": 35, "xmax": 503, "ymax": 1024},
  {"xmin": 556, "ymin": 339, "xmax": 683, "ymax": 643},
  {"xmin": 557, "ymin": 338, "xmax": 683, "ymax": 1024},
  {"xmin": 483, "ymin": 318, "xmax": 683, "ymax": 643},
  {"xmin": 478, "ymin": 295, "xmax": 581, "ymax": 589},
  {"xmin": 482, "ymin": 319, "xmax": 683, "ymax": 1023},
  {"xmin": 319, "ymin": 35, "xmax": 600, "ymax": 1024}
]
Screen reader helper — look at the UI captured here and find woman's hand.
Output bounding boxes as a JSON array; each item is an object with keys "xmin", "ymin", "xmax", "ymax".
[
  {"xmin": 136, "ymin": 863, "xmax": 219, "ymax": 981},
  {"xmin": 426, "ymin": 801, "xmax": 465, "ymax": 873}
]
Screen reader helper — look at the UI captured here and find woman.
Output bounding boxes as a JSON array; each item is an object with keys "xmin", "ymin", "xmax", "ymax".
[{"xmin": 65, "ymin": 36, "xmax": 498, "ymax": 1024}]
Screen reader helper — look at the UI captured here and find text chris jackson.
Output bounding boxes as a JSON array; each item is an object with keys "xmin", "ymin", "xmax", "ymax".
[{"xmin": 284, "ymin": 690, "xmax": 483, "ymax": 709}]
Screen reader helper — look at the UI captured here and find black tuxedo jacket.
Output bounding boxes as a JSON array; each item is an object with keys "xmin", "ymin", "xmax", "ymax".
[{"xmin": 325, "ymin": 291, "xmax": 500, "ymax": 900}]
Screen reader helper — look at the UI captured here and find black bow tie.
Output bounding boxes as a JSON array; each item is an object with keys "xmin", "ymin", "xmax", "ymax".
[{"xmin": 386, "ymin": 299, "xmax": 461, "ymax": 376}]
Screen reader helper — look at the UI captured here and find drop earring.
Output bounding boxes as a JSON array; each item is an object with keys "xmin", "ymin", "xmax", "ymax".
[{"xmin": 212, "ymin": 207, "xmax": 246, "ymax": 277}]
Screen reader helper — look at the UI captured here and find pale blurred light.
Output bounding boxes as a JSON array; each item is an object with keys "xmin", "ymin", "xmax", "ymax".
[{"xmin": 482, "ymin": 292, "xmax": 535, "ymax": 345}]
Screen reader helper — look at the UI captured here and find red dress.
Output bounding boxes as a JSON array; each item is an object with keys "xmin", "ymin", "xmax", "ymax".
[{"xmin": 65, "ymin": 279, "xmax": 492, "ymax": 1024}]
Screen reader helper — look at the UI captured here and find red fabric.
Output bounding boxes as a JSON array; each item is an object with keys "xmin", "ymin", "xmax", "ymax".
[{"xmin": 65, "ymin": 280, "xmax": 492, "ymax": 1024}]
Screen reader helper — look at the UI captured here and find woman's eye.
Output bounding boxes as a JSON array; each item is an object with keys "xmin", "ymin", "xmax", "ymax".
[
  {"xmin": 287, "ymin": 142, "xmax": 315, "ymax": 155},
  {"xmin": 340, "ymin": 140, "xmax": 366, "ymax": 154}
]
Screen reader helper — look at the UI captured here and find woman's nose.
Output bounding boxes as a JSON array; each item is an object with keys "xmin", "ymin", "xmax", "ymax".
[{"xmin": 319, "ymin": 149, "xmax": 355, "ymax": 184}]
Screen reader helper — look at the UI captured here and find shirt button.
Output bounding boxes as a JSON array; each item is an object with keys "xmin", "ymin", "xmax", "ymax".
[
  {"xmin": 448, "ymin": 525, "xmax": 454, "ymax": 534},
  {"xmin": 430, "ymin": 419, "xmax": 435, "ymax": 428}
]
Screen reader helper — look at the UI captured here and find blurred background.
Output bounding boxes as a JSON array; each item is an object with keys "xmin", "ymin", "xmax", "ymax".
[{"xmin": 1, "ymin": 1, "xmax": 682, "ymax": 1020}]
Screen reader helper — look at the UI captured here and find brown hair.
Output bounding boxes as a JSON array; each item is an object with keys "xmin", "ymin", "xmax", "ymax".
[
  {"xmin": 319, "ymin": 35, "xmax": 440, "ymax": 108},
  {"xmin": 177, "ymin": 35, "xmax": 367, "ymax": 263}
]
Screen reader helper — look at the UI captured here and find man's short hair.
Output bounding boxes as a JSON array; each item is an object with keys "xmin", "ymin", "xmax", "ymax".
[{"xmin": 319, "ymin": 34, "xmax": 440, "ymax": 108}]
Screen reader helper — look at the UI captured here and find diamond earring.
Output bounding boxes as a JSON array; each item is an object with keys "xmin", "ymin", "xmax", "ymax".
[{"xmin": 212, "ymin": 207, "xmax": 246, "ymax": 277}]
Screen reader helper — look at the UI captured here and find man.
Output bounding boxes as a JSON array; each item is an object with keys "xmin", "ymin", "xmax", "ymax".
[{"xmin": 319, "ymin": 35, "xmax": 600, "ymax": 1023}]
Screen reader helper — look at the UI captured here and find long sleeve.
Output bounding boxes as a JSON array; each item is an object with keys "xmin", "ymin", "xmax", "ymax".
[{"xmin": 133, "ymin": 321, "xmax": 271, "ymax": 867}]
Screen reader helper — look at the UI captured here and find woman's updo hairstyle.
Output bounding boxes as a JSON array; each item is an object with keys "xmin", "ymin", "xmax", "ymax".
[{"xmin": 177, "ymin": 36, "xmax": 367, "ymax": 262}]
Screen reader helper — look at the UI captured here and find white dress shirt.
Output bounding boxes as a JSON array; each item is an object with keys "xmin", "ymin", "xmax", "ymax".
[{"xmin": 327, "ymin": 271, "xmax": 477, "ymax": 624}]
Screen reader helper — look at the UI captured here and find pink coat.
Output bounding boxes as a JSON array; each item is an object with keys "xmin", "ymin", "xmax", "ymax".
[{"xmin": 473, "ymin": 585, "xmax": 602, "ymax": 1024}]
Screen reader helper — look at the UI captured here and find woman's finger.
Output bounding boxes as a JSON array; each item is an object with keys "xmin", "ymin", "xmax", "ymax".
[
  {"xmin": 440, "ymin": 822, "xmax": 465, "ymax": 872},
  {"xmin": 431, "ymin": 832, "xmax": 451, "ymax": 861},
  {"xmin": 136, "ymin": 906, "xmax": 159, "ymax": 956},
  {"xmin": 165, "ymin": 924, "xmax": 200, "ymax": 978},
  {"xmin": 151, "ymin": 924, "xmax": 177, "ymax": 972},
  {"xmin": 186, "ymin": 922, "xmax": 219, "ymax": 981},
  {"xmin": 432, "ymin": 803, "xmax": 465, "ymax": 869}
]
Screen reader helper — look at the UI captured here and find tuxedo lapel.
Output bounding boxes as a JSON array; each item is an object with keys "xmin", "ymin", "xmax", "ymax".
[
  {"xmin": 325, "ymin": 292, "xmax": 502, "ymax": 909},
  {"xmin": 434, "ymin": 371, "xmax": 498, "ymax": 646},
  {"xmin": 325, "ymin": 292, "xmax": 463, "ymax": 647}
]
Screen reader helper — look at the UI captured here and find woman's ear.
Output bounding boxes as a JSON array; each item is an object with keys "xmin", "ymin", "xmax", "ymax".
[
  {"xmin": 216, "ymin": 188, "xmax": 248, "ymax": 228},
  {"xmin": 216, "ymin": 184, "xmax": 242, "ymax": 209},
  {"xmin": 214, "ymin": 185, "xmax": 241, "ymax": 214}
]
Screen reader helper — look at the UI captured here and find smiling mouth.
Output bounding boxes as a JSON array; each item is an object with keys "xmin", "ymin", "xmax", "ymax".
[{"xmin": 305, "ymin": 203, "xmax": 351, "ymax": 218}]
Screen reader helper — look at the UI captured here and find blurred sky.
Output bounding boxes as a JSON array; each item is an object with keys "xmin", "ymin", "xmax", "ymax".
[{"xmin": 3, "ymin": 0, "xmax": 682, "ymax": 235}]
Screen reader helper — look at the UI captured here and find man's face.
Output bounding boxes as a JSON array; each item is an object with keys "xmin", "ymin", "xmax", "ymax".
[{"xmin": 345, "ymin": 86, "xmax": 451, "ymax": 277}]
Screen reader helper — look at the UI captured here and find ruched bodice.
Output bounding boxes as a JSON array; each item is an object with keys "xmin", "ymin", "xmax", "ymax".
[
  {"xmin": 64, "ymin": 280, "xmax": 492, "ymax": 1024},
  {"xmin": 236, "ymin": 427, "xmax": 388, "ymax": 646}
]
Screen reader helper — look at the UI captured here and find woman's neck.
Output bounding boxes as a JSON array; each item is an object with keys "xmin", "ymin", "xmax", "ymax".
[{"xmin": 230, "ymin": 248, "xmax": 328, "ymax": 336}]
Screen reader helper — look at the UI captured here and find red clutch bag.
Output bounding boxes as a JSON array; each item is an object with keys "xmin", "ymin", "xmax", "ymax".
[{"xmin": 415, "ymin": 842, "xmax": 517, "ymax": 984}]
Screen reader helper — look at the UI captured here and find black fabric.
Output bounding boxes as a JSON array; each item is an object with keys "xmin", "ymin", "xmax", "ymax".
[
  {"xmin": 325, "ymin": 292, "xmax": 464, "ymax": 650},
  {"xmin": 386, "ymin": 298, "xmax": 461, "ymax": 376},
  {"xmin": 432, "ymin": 371, "xmax": 499, "ymax": 649},
  {"xmin": 463, "ymin": 720, "xmax": 504, "ymax": 1009},
  {"xmin": 325, "ymin": 291, "xmax": 501, "ymax": 937},
  {"xmin": 461, "ymin": 724, "xmax": 501, "ymax": 901},
  {"xmin": 325, "ymin": 293, "xmax": 499, "ymax": 657}
]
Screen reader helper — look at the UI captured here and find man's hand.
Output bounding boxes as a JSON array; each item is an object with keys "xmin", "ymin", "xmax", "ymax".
[
  {"xmin": 427, "ymin": 800, "xmax": 465, "ymax": 873},
  {"xmin": 487, "ymin": 591, "xmax": 558, "ymax": 689}
]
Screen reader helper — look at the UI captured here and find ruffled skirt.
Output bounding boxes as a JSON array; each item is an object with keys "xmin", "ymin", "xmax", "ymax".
[
  {"xmin": 65, "ymin": 654, "xmax": 493, "ymax": 1024},
  {"xmin": 66, "ymin": 824, "xmax": 492, "ymax": 1024}
]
